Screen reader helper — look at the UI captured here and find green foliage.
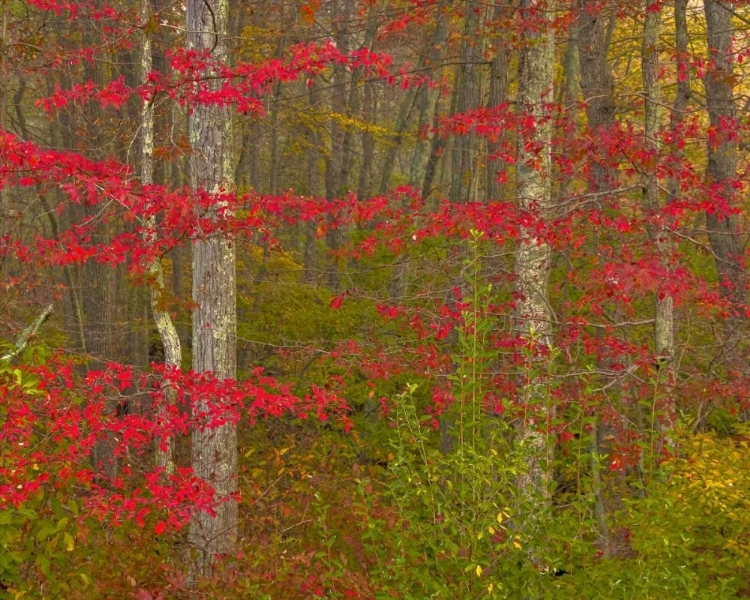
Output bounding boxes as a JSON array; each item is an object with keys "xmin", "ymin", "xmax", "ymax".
[
  {"xmin": 614, "ymin": 426, "xmax": 750, "ymax": 598},
  {"xmin": 236, "ymin": 245, "xmax": 381, "ymax": 380},
  {"xmin": 356, "ymin": 233, "xmax": 548, "ymax": 598},
  {"xmin": 0, "ymin": 493, "xmax": 92, "ymax": 599}
]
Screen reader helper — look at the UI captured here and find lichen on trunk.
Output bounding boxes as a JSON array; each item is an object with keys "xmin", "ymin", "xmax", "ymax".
[{"xmin": 186, "ymin": 0, "xmax": 238, "ymax": 576}]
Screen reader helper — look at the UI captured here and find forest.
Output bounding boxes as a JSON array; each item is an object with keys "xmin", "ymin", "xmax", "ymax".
[{"xmin": 1, "ymin": 0, "xmax": 750, "ymax": 596}]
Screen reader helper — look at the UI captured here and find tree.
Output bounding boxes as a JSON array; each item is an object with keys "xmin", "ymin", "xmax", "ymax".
[
  {"xmin": 703, "ymin": 0, "xmax": 745, "ymax": 352},
  {"xmin": 186, "ymin": 0, "xmax": 238, "ymax": 574},
  {"xmin": 138, "ymin": 0, "xmax": 182, "ymax": 478},
  {"xmin": 641, "ymin": 0, "xmax": 674, "ymax": 428},
  {"xmin": 513, "ymin": 0, "xmax": 555, "ymax": 533},
  {"xmin": 4, "ymin": 0, "xmax": 750, "ymax": 596}
]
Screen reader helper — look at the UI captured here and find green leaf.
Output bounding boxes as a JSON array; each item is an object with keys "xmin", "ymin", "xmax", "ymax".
[
  {"xmin": 21, "ymin": 374, "xmax": 38, "ymax": 390},
  {"xmin": 34, "ymin": 555, "xmax": 50, "ymax": 578},
  {"xmin": 35, "ymin": 525, "xmax": 54, "ymax": 542}
]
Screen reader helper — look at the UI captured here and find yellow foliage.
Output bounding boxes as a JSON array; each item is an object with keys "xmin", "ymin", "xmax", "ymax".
[
  {"xmin": 623, "ymin": 425, "xmax": 750, "ymax": 594},
  {"xmin": 316, "ymin": 109, "xmax": 409, "ymax": 142}
]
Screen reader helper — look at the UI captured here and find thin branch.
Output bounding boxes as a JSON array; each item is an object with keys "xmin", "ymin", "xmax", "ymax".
[{"xmin": 1, "ymin": 304, "xmax": 54, "ymax": 363}]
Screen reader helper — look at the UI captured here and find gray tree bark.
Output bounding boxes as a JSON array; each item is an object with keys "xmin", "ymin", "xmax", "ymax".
[
  {"xmin": 668, "ymin": 0, "xmax": 689, "ymax": 209},
  {"xmin": 642, "ymin": 1, "xmax": 675, "ymax": 433},
  {"xmin": 356, "ymin": 10, "xmax": 379, "ymax": 201},
  {"xmin": 514, "ymin": 0, "xmax": 555, "ymax": 531},
  {"xmin": 303, "ymin": 81, "xmax": 324, "ymax": 284},
  {"xmin": 324, "ymin": 0, "xmax": 355, "ymax": 289},
  {"xmin": 576, "ymin": 0, "xmax": 624, "ymax": 557},
  {"xmin": 141, "ymin": 0, "xmax": 182, "ymax": 475},
  {"xmin": 79, "ymin": 25, "xmax": 117, "ymax": 480},
  {"xmin": 187, "ymin": 0, "xmax": 238, "ymax": 575},
  {"xmin": 409, "ymin": 13, "xmax": 448, "ymax": 192}
]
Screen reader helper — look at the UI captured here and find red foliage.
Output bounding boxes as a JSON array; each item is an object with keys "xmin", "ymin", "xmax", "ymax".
[{"xmin": 3, "ymin": 0, "xmax": 750, "ymax": 591}]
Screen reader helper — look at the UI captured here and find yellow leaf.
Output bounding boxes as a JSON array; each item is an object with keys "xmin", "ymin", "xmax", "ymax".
[
  {"xmin": 497, "ymin": 512, "xmax": 504, "ymax": 524},
  {"xmin": 513, "ymin": 539, "xmax": 522, "ymax": 550},
  {"xmin": 488, "ymin": 526, "xmax": 496, "ymax": 535},
  {"xmin": 476, "ymin": 565, "xmax": 483, "ymax": 577}
]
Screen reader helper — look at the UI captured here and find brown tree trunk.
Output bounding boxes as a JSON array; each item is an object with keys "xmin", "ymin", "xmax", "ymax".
[
  {"xmin": 577, "ymin": 0, "xmax": 627, "ymax": 557},
  {"xmin": 577, "ymin": 0, "xmax": 616, "ymax": 194},
  {"xmin": 303, "ymin": 82, "xmax": 324, "ymax": 284},
  {"xmin": 78, "ymin": 25, "xmax": 117, "ymax": 480},
  {"xmin": 449, "ymin": 0, "xmax": 483, "ymax": 203},
  {"xmin": 323, "ymin": 0, "xmax": 355, "ymax": 290},
  {"xmin": 409, "ymin": 14, "xmax": 448, "ymax": 193},
  {"xmin": 703, "ymin": 0, "xmax": 745, "ymax": 325},
  {"xmin": 485, "ymin": 2, "xmax": 510, "ymax": 202}
]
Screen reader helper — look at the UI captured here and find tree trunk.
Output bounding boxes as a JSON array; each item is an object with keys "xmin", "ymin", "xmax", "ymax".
[
  {"xmin": 79, "ymin": 25, "xmax": 117, "ymax": 480},
  {"xmin": 324, "ymin": 0, "xmax": 355, "ymax": 290},
  {"xmin": 577, "ymin": 0, "xmax": 616, "ymax": 194},
  {"xmin": 303, "ymin": 82, "xmax": 324, "ymax": 284},
  {"xmin": 485, "ymin": 2, "xmax": 510, "ymax": 202},
  {"xmin": 703, "ymin": 0, "xmax": 745, "ymax": 325},
  {"xmin": 555, "ymin": 19, "xmax": 579, "ymax": 203},
  {"xmin": 141, "ymin": 0, "xmax": 182, "ymax": 475},
  {"xmin": 449, "ymin": 0, "xmax": 483, "ymax": 203},
  {"xmin": 514, "ymin": 0, "xmax": 554, "ymax": 537},
  {"xmin": 642, "ymin": 1, "xmax": 675, "ymax": 433},
  {"xmin": 577, "ymin": 0, "xmax": 625, "ymax": 557},
  {"xmin": 187, "ymin": 0, "xmax": 238, "ymax": 576},
  {"xmin": 668, "ymin": 0, "xmax": 689, "ymax": 208},
  {"xmin": 357, "ymin": 60, "xmax": 376, "ymax": 200},
  {"xmin": 409, "ymin": 14, "xmax": 448, "ymax": 192}
]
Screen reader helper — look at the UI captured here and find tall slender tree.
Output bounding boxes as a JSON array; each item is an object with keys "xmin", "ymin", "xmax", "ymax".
[
  {"xmin": 703, "ymin": 0, "xmax": 745, "ymax": 346},
  {"xmin": 642, "ymin": 0, "xmax": 674, "ymax": 427},
  {"xmin": 486, "ymin": 1, "xmax": 510, "ymax": 202},
  {"xmin": 449, "ymin": 0, "xmax": 483, "ymax": 203},
  {"xmin": 187, "ymin": 0, "xmax": 238, "ymax": 575},
  {"xmin": 514, "ymin": 0, "xmax": 555, "ymax": 528},
  {"xmin": 141, "ymin": 0, "xmax": 182, "ymax": 475}
]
